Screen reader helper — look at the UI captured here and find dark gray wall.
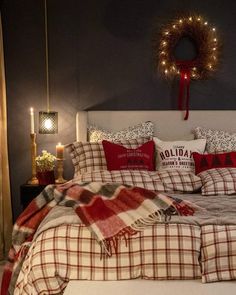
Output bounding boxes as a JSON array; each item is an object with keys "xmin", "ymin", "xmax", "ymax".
[{"xmin": 1, "ymin": 0, "xmax": 236, "ymax": 219}]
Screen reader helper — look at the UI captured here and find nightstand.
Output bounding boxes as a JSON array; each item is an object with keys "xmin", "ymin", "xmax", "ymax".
[{"xmin": 20, "ymin": 184, "xmax": 47, "ymax": 209}]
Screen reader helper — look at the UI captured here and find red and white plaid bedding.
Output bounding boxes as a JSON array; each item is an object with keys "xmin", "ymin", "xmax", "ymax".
[
  {"xmin": 73, "ymin": 170, "xmax": 202, "ymax": 193},
  {"xmin": 9, "ymin": 191, "xmax": 236, "ymax": 294},
  {"xmin": 2, "ymin": 169, "xmax": 236, "ymax": 294},
  {"xmin": 14, "ymin": 223, "xmax": 201, "ymax": 294},
  {"xmin": 1, "ymin": 181, "xmax": 197, "ymax": 295},
  {"xmin": 201, "ymin": 224, "xmax": 236, "ymax": 283},
  {"xmin": 198, "ymin": 168, "xmax": 236, "ymax": 196}
]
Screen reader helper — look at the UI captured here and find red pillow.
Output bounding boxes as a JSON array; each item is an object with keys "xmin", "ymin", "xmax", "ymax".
[
  {"xmin": 102, "ymin": 140, "xmax": 155, "ymax": 171},
  {"xmin": 192, "ymin": 151, "xmax": 236, "ymax": 174}
]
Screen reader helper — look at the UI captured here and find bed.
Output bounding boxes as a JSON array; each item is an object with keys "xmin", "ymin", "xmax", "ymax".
[{"xmin": 2, "ymin": 110, "xmax": 236, "ymax": 295}]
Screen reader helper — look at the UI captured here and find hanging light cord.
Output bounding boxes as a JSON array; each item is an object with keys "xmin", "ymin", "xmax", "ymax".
[{"xmin": 44, "ymin": 0, "xmax": 50, "ymax": 112}]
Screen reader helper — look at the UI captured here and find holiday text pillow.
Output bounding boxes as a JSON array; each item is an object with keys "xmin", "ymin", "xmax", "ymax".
[
  {"xmin": 192, "ymin": 152, "xmax": 236, "ymax": 174},
  {"xmin": 89, "ymin": 121, "xmax": 154, "ymax": 142},
  {"xmin": 153, "ymin": 137, "xmax": 206, "ymax": 172},
  {"xmin": 102, "ymin": 140, "xmax": 155, "ymax": 171},
  {"xmin": 194, "ymin": 127, "xmax": 236, "ymax": 153}
]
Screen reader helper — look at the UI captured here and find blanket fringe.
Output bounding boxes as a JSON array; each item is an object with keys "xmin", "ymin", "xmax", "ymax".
[
  {"xmin": 100, "ymin": 209, "xmax": 167, "ymax": 257},
  {"xmin": 100, "ymin": 226, "xmax": 138, "ymax": 257},
  {"xmin": 99, "ymin": 203, "xmax": 196, "ymax": 257}
]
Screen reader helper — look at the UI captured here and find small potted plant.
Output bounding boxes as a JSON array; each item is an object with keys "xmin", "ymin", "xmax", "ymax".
[{"xmin": 36, "ymin": 150, "xmax": 56, "ymax": 185}]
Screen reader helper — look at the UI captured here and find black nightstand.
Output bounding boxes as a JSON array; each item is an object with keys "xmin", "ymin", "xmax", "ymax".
[{"xmin": 20, "ymin": 184, "xmax": 47, "ymax": 209}]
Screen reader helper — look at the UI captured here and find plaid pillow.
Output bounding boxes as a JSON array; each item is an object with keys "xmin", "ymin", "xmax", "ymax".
[
  {"xmin": 201, "ymin": 225, "xmax": 236, "ymax": 283},
  {"xmin": 198, "ymin": 168, "xmax": 236, "ymax": 196},
  {"xmin": 73, "ymin": 170, "xmax": 202, "ymax": 193},
  {"xmin": 67, "ymin": 138, "xmax": 151, "ymax": 175}
]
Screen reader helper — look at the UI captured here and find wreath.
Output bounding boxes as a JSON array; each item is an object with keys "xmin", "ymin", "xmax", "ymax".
[{"xmin": 153, "ymin": 15, "xmax": 220, "ymax": 119}]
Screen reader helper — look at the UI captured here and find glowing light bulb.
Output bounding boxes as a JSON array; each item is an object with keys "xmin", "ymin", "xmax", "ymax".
[
  {"xmin": 189, "ymin": 17, "xmax": 192, "ymax": 21},
  {"xmin": 193, "ymin": 67, "xmax": 197, "ymax": 71},
  {"xmin": 179, "ymin": 19, "xmax": 183, "ymax": 23},
  {"xmin": 165, "ymin": 31, "xmax": 169, "ymax": 35},
  {"xmin": 208, "ymin": 64, "xmax": 212, "ymax": 69},
  {"xmin": 197, "ymin": 17, "xmax": 201, "ymax": 21},
  {"xmin": 184, "ymin": 74, "xmax": 188, "ymax": 79},
  {"xmin": 162, "ymin": 41, "xmax": 167, "ymax": 46},
  {"xmin": 212, "ymin": 27, "xmax": 216, "ymax": 31},
  {"xmin": 214, "ymin": 38, "xmax": 217, "ymax": 42},
  {"xmin": 165, "ymin": 69, "xmax": 168, "ymax": 74},
  {"xmin": 204, "ymin": 22, "xmax": 208, "ymax": 25},
  {"xmin": 44, "ymin": 118, "xmax": 53, "ymax": 130},
  {"xmin": 161, "ymin": 51, "xmax": 165, "ymax": 55},
  {"xmin": 173, "ymin": 25, "xmax": 176, "ymax": 29},
  {"xmin": 213, "ymin": 47, "xmax": 216, "ymax": 51},
  {"xmin": 162, "ymin": 61, "xmax": 166, "ymax": 65}
]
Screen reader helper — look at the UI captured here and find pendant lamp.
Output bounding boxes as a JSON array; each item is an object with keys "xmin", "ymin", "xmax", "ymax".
[{"xmin": 39, "ymin": 0, "xmax": 58, "ymax": 134}]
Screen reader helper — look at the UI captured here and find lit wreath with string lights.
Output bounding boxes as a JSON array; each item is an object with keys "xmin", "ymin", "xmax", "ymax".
[{"xmin": 153, "ymin": 15, "xmax": 220, "ymax": 119}]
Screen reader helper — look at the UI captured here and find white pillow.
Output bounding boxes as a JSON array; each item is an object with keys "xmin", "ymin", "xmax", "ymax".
[
  {"xmin": 153, "ymin": 137, "xmax": 206, "ymax": 172},
  {"xmin": 194, "ymin": 126, "xmax": 236, "ymax": 153},
  {"xmin": 88, "ymin": 121, "xmax": 154, "ymax": 142}
]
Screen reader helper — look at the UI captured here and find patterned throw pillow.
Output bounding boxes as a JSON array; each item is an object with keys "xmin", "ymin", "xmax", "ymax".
[
  {"xmin": 194, "ymin": 127, "xmax": 236, "ymax": 153},
  {"xmin": 67, "ymin": 138, "xmax": 150, "ymax": 175},
  {"xmin": 198, "ymin": 168, "xmax": 236, "ymax": 195},
  {"xmin": 193, "ymin": 151, "xmax": 236, "ymax": 174},
  {"xmin": 102, "ymin": 140, "xmax": 155, "ymax": 171},
  {"xmin": 153, "ymin": 137, "xmax": 206, "ymax": 173},
  {"xmin": 88, "ymin": 121, "xmax": 154, "ymax": 142}
]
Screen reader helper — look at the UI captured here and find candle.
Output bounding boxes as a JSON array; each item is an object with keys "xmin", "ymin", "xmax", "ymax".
[
  {"xmin": 56, "ymin": 142, "xmax": 64, "ymax": 159},
  {"xmin": 30, "ymin": 107, "xmax": 35, "ymax": 134}
]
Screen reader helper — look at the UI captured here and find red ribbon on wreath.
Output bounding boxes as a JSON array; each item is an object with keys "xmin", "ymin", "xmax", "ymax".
[{"xmin": 176, "ymin": 61, "xmax": 197, "ymax": 120}]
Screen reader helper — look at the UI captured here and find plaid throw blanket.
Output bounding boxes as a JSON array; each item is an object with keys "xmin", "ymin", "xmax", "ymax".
[{"xmin": 1, "ymin": 181, "xmax": 196, "ymax": 295}]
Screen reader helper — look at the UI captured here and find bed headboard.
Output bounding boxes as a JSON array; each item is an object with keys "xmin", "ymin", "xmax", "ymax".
[{"xmin": 76, "ymin": 110, "xmax": 236, "ymax": 142}]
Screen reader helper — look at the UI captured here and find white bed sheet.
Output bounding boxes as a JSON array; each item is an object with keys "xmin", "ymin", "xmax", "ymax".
[{"xmin": 64, "ymin": 279, "xmax": 236, "ymax": 295}]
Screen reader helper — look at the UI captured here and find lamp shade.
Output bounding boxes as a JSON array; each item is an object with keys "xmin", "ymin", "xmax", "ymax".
[{"xmin": 39, "ymin": 111, "xmax": 58, "ymax": 134}]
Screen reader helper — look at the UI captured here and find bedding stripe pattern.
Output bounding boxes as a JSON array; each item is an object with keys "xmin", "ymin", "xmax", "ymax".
[
  {"xmin": 73, "ymin": 170, "xmax": 202, "ymax": 193},
  {"xmin": 14, "ymin": 224, "xmax": 201, "ymax": 294},
  {"xmin": 198, "ymin": 168, "xmax": 236, "ymax": 195},
  {"xmin": 201, "ymin": 225, "xmax": 236, "ymax": 282}
]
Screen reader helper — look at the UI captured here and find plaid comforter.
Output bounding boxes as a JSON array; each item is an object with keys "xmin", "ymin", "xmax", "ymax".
[{"xmin": 1, "ymin": 181, "xmax": 196, "ymax": 295}]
